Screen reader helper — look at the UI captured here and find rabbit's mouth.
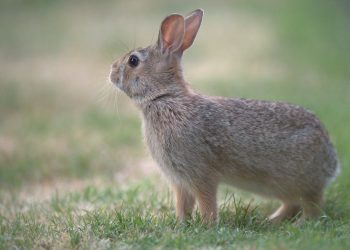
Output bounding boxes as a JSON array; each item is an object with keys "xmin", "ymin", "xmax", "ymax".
[{"xmin": 109, "ymin": 65, "xmax": 125, "ymax": 89}]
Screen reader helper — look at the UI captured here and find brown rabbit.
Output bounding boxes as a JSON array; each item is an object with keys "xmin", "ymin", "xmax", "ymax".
[{"xmin": 109, "ymin": 9, "xmax": 340, "ymax": 224}]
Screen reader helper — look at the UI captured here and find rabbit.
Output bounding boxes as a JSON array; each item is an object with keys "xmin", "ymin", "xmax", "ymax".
[{"xmin": 109, "ymin": 9, "xmax": 340, "ymax": 224}]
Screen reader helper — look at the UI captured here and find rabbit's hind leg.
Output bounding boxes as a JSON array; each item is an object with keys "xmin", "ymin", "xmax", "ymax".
[
  {"xmin": 301, "ymin": 192, "xmax": 324, "ymax": 220},
  {"xmin": 292, "ymin": 191, "xmax": 324, "ymax": 226},
  {"xmin": 174, "ymin": 185, "xmax": 195, "ymax": 222},
  {"xmin": 268, "ymin": 203, "xmax": 301, "ymax": 223},
  {"xmin": 194, "ymin": 183, "xmax": 218, "ymax": 225}
]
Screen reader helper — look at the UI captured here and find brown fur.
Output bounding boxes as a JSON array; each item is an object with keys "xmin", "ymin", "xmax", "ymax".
[{"xmin": 109, "ymin": 9, "xmax": 340, "ymax": 224}]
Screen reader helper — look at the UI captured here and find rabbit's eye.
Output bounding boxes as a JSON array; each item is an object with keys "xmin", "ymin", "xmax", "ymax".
[{"xmin": 128, "ymin": 55, "xmax": 139, "ymax": 68}]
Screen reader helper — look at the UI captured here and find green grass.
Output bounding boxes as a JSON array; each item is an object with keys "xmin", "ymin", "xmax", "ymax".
[
  {"xmin": 0, "ymin": 0, "xmax": 349, "ymax": 249},
  {"xmin": 1, "ymin": 181, "xmax": 349, "ymax": 249}
]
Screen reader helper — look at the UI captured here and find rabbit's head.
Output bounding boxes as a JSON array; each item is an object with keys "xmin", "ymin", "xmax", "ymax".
[{"xmin": 109, "ymin": 9, "xmax": 203, "ymax": 105}]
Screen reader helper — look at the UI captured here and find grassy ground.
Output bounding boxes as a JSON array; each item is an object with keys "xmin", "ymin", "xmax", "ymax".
[{"xmin": 0, "ymin": 0, "xmax": 349, "ymax": 249}]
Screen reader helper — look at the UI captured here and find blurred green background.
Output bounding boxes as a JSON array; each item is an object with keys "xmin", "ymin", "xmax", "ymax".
[
  {"xmin": 1, "ymin": 0, "xmax": 349, "ymax": 189},
  {"xmin": 0, "ymin": 0, "xmax": 349, "ymax": 248}
]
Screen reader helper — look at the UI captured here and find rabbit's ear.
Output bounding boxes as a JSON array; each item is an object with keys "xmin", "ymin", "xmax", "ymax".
[
  {"xmin": 157, "ymin": 14, "xmax": 185, "ymax": 54},
  {"xmin": 181, "ymin": 9, "xmax": 203, "ymax": 52}
]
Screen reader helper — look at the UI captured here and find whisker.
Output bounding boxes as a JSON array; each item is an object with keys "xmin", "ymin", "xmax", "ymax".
[
  {"xmin": 133, "ymin": 23, "xmax": 137, "ymax": 50},
  {"xmin": 115, "ymin": 88, "xmax": 120, "ymax": 117},
  {"xmin": 112, "ymin": 85, "xmax": 120, "ymax": 118},
  {"xmin": 150, "ymin": 31, "xmax": 156, "ymax": 45},
  {"xmin": 96, "ymin": 80, "xmax": 111, "ymax": 96},
  {"xmin": 106, "ymin": 82, "xmax": 116, "ymax": 111},
  {"xmin": 117, "ymin": 39, "xmax": 130, "ymax": 52},
  {"xmin": 95, "ymin": 83, "xmax": 109, "ymax": 103},
  {"xmin": 95, "ymin": 80, "xmax": 112, "ymax": 105},
  {"xmin": 96, "ymin": 78, "xmax": 117, "ymax": 113}
]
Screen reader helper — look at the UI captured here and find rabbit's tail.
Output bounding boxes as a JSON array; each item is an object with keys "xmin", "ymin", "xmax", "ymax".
[
  {"xmin": 332, "ymin": 161, "xmax": 341, "ymax": 182},
  {"xmin": 325, "ymin": 142, "xmax": 341, "ymax": 186}
]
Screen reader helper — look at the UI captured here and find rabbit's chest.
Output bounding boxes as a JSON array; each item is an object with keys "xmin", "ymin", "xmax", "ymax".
[
  {"xmin": 142, "ymin": 120, "xmax": 198, "ymax": 183},
  {"xmin": 143, "ymin": 124, "xmax": 179, "ymax": 169}
]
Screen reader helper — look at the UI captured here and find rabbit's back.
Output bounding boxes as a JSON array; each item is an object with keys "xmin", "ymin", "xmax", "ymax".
[
  {"xmin": 209, "ymin": 97, "xmax": 338, "ymax": 196},
  {"xmin": 142, "ymin": 94, "xmax": 338, "ymax": 199}
]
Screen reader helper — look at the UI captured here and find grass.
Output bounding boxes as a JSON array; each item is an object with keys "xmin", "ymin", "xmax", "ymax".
[
  {"xmin": 0, "ymin": 0, "xmax": 349, "ymax": 249},
  {"xmin": 1, "ymin": 181, "xmax": 349, "ymax": 249}
]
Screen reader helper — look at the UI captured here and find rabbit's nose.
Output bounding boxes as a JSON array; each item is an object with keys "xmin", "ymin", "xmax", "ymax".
[
  {"xmin": 111, "ymin": 59, "xmax": 120, "ymax": 69},
  {"xmin": 111, "ymin": 62, "xmax": 118, "ymax": 69}
]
